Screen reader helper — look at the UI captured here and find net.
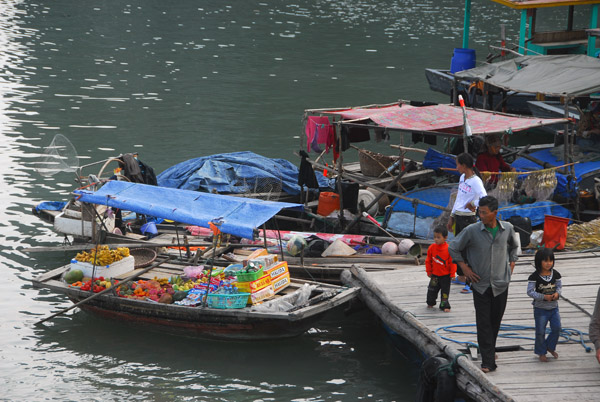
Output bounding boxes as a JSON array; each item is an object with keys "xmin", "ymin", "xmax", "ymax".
[{"xmin": 34, "ymin": 134, "xmax": 79, "ymax": 177}]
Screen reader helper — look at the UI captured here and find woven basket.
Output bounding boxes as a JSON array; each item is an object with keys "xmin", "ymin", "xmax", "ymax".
[
  {"xmin": 358, "ymin": 149, "xmax": 399, "ymax": 177},
  {"xmin": 129, "ymin": 248, "xmax": 157, "ymax": 268}
]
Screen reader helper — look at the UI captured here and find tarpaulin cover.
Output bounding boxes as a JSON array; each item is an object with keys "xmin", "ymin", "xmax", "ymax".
[
  {"xmin": 323, "ymin": 103, "xmax": 566, "ymax": 135},
  {"xmin": 512, "ymin": 148, "xmax": 600, "ymax": 198},
  {"xmin": 423, "ymin": 148, "xmax": 460, "ymax": 175},
  {"xmin": 455, "ymin": 55, "xmax": 600, "ymax": 97},
  {"xmin": 73, "ymin": 181, "xmax": 303, "ymax": 240},
  {"xmin": 387, "ymin": 183, "xmax": 571, "ymax": 226},
  {"xmin": 157, "ymin": 151, "xmax": 332, "ymax": 195}
]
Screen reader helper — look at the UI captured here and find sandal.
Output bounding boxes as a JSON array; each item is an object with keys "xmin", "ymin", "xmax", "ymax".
[
  {"xmin": 460, "ymin": 285, "xmax": 472, "ymax": 294},
  {"xmin": 451, "ymin": 278, "xmax": 466, "ymax": 285},
  {"xmin": 481, "ymin": 366, "xmax": 495, "ymax": 373}
]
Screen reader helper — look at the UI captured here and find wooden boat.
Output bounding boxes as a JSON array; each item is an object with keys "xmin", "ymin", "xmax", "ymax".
[
  {"xmin": 425, "ymin": 0, "xmax": 600, "ymax": 112},
  {"xmin": 32, "ymin": 259, "xmax": 359, "ymax": 340}
]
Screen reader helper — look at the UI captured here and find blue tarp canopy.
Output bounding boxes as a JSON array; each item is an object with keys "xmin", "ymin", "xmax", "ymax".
[
  {"xmin": 387, "ymin": 184, "xmax": 571, "ymax": 226},
  {"xmin": 157, "ymin": 151, "xmax": 331, "ymax": 195},
  {"xmin": 512, "ymin": 148, "xmax": 600, "ymax": 198},
  {"xmin": 73, "ymin": 181, "xmax": 303, "ymax": 239}
]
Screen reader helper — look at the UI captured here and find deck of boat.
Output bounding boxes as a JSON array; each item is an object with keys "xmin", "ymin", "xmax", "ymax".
[{"xmin": 343, "ymin": 250, "xmax": 600, "ymax": 401}]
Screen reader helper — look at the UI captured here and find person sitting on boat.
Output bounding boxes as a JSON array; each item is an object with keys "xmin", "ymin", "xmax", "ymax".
[{"xmin": 475, "ymin": 134, "xmax": 515, "ymax": 188}]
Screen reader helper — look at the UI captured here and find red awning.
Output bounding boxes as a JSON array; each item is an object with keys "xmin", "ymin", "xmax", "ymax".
[{"xmin": 324, "ymin": 103, "xmax": 568, "ymax": 135}]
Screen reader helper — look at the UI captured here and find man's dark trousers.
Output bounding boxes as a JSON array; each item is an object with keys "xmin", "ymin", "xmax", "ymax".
[{"xmin": 473, "ymin": 286, "xmax": 509, "ymax": 370}]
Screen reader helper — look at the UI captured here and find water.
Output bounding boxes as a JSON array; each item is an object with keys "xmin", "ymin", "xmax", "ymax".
[{"xmin": 1, "ymin": 0, "xmax": 592, "ymax": 400}]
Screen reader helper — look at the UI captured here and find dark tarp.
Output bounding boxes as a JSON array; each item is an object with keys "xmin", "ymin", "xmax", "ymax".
[
  {"xmin": 157, "ymin": 151, "xmax": 332, "ymax": 195},
  {"xmin": 455, "ymin": 55, "xmax": 600, "ymax": 97},
  {"xmin": 74, "ymin": 181, "xmax": 303, "ymax": 240}
]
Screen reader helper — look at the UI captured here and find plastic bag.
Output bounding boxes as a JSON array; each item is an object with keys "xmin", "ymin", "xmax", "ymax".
[
  {"xmin": 251, "ymin": 284, "xmax": 316, "ymax": 312},
  {"xmin": 183, "ymin": 265, "xmax": 204, "ymax": 279},
  {"xmin": 530, "ymin": 230, "xmax": 544, "ymax": 247}
]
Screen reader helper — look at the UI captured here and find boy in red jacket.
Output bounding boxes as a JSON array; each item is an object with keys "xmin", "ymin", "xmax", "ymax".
[{"xmin": 426, "ymin": 226, "xmax": 457, "ymax": 312}]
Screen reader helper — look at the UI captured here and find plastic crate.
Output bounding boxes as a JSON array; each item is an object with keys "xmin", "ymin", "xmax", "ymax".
[
  {"xmin": 206, "ymin": 292, "xmax": 250, "ymax": 309},
  {"xmin": 235, "ymin": 267, "xmax": 263, "ymax": 282}
]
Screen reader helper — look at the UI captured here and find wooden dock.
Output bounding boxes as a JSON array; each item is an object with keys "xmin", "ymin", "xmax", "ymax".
[{"xmin": 342, "ymin": 250, "xmax": 600, "ymax": 401}]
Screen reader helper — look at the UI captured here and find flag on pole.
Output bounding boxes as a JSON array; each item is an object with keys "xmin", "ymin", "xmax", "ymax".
[{"xmin": 458, "ymin": 94, "xmax": 473, "ymax": 137}]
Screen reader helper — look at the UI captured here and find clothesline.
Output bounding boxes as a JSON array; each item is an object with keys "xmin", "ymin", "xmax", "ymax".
[{"xmin": 439, "ymin": 162, "xmax": 578, "ymax": 175}]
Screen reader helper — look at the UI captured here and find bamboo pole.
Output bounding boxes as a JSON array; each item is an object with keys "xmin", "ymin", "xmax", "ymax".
[{"xmin": 440, "ymin": 161, "xmax": 578, "ymax": 175}]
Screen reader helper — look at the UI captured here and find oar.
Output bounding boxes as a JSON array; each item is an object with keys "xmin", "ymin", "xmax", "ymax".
[{"xmin": 35, "ymin": 256, "xmax": 172, "ymax": 326}]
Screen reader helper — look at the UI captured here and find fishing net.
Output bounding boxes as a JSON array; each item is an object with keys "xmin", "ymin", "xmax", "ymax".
[
  {"xmin": 565, "ymin": 218, "xmax": 600, "ymax": 251},
  {"xmin": 234, "ymin": 159, "xmax": 283, "ymax": 201},
  {"xmin": 486, "ymin": 172, "xmax": 518, "ymax": 205},
  {"xmin": 483, "ymin": 169, "xmax": 557, "ymax": 205},
  {"xmin": 522, "ymin": 168, "xmax": 557, "ymax": 202},
  {"xmin": 34, "ymin": 134, "xmax": 79, "ymax": 177}
]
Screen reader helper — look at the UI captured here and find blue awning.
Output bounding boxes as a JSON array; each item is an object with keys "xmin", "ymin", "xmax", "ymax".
[{"xmin": 73, "ymin": 181, "xmax": 303, "ymax": 239}]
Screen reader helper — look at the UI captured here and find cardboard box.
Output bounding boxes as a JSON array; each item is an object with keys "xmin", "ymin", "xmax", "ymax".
[
  {"xmin": 252, "ymin": 254, "xmax": 278, "ymax": 269},
  {"xmin": 69, "ymin": 255, "xmax": 135, "ymax": 279},
  {"xmin": 249, "ymin": 285, "xmax": 275, "ymax": 304},
  {"xmin": 243, "ymin": 248, "xmax": 268, "ymax": 266},
  {"xmin": 271, "ymin": 272, "xmax": 291, "ymax": 294},
  {"xmin": 264, "ymin": 261, "xmax": 288, "ymax": 280},
  {"xmin": 235, "ymin": 274, "xmax": 272, "ymax": 294}
]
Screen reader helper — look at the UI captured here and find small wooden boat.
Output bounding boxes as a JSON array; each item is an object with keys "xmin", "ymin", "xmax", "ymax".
[{"xmin": 32, "ymin": 259, "xmax": 359, "ymax": 340}]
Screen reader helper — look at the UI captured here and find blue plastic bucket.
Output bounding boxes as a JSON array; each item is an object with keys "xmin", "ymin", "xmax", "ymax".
[{"xmin": 450, "ymin": 48, "xmax": 476, "ymax": 73}]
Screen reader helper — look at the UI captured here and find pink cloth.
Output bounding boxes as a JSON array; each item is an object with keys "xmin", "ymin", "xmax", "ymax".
[{"xmin": 306, "ymin": 116, "xmax": 334, "ymax": 153}]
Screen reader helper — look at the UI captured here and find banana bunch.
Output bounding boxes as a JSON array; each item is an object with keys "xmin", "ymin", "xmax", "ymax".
[
  {"xmin": 154, "ymin": 276, "xmax": 170, "ymax": 286},
  {"xmin": 74, "ymin": 245, "xmax": 130, "ymax": 266}
]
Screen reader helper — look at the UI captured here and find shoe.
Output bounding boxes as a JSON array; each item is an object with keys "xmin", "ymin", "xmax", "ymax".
[
  {"xmin": 461, "ymin": 285, "xmax": 472, "ymax": 294},
  {"xmin": 481, "ymin": 366, "xmax": 495, "ymax": 373},
  {"xmin": 451, "ymin": 278, "xmax": 466, "ymax": 285}
]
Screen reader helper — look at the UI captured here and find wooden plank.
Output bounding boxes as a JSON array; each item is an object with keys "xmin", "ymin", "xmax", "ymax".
[{"xmin": 349, "ymin": 251, "xmax": 600, "ymax": 402}]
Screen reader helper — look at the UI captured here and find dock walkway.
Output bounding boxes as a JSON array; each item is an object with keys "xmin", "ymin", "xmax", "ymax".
[{"xmin": 342, "ymin": 251, "xmax": 600, "ymax": 401}]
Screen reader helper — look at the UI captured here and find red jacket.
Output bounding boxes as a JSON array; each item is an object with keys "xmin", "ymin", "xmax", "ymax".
[
  {"xmin": 476, "ymin": 152, "xmax": 512, "ymax": 172},
  {"xmin": 426, "ymin": 243, "xmax": 457, "ymax": 277}
]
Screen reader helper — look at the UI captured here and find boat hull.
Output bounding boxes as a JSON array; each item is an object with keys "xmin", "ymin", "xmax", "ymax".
[{"xmin": 34, "ymin": 269, "xmax": 359, "ymax": 341}]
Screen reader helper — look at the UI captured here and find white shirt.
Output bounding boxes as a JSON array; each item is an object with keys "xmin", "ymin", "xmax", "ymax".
[{"xmin": 451, "ymin": 174, "xmax": 487, "ymax": 215}]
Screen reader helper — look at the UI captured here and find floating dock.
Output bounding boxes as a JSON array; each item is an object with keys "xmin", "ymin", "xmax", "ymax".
[{"xmin": 342, "ymin": 251, "xmax": 600, "ymax": 401}]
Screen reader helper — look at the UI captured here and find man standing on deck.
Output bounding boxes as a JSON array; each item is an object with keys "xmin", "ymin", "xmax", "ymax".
[{"xmin": 448, "ymin": 195, "xmax": 519, "ymax": 373}]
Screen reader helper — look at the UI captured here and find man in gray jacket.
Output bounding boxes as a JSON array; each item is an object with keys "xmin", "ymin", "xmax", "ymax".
[
  {"xmin": 589, "ymin": 287, "xmax": 600, "ymax": 364},
  {"xmin": 449, "ymin": 195, "xmax": 519, "ymax": 373}
]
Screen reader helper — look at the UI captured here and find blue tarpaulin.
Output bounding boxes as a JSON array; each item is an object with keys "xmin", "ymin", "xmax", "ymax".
[
  {"xmin": 157, "ymin": 151, "xmax": 332, "ymax": 195},
  {"xmin": 73, "ymin": 181, "xmax": 303, "ymax": 239},
  {"xmin": 387, "ymin": 184, "xmax": 570, "ymax": 227},
  {"xmin": 512, "ymin": 148, "xmax": 600, "ymax": 198},
  {"xmin": 422, "ymin": 148, "xmax": 459, "ymax": 175}
]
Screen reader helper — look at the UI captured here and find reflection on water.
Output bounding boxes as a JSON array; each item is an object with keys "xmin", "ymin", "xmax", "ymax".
[{"xmin": 1, "ymin": 0, "xmax": 589, "ymax": 400}]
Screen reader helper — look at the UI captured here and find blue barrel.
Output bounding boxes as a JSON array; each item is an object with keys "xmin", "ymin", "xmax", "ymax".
[{"xmin": 450, "ymin": 48, "xmax": 476, "ymax": 73}]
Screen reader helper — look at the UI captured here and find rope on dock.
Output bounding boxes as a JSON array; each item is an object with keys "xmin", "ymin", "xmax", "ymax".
[{"xmin": 435, "ymin": 323, "xmax": 592, "ymax": 353}]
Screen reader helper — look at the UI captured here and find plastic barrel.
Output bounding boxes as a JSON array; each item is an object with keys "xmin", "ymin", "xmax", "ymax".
[
  {"xmin": 317, "ymin": 192, "xmax": 340, "ymax": 216},
  {"xmin": 450, "ymin": 48, "xmax": 476, "ymax": 74}
]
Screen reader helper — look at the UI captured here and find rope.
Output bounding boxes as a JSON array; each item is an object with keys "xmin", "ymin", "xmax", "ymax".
[
  {"xmin": 434, "ymin": 353, "xmax": 467, "ymax": 377},
  {"xmin": 435, "ymin": 323, "xmax": 592, "ymax": 353}
]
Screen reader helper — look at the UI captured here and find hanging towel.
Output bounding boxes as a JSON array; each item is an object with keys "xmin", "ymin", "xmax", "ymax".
[{"xmin": 306, "ymin": 116, "xmax": 334, "ymax": 153}]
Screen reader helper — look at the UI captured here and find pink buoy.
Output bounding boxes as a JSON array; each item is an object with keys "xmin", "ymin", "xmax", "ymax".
[{"xmin": 381, "ymin": 241, "xmax": 398, "ymax": 255}]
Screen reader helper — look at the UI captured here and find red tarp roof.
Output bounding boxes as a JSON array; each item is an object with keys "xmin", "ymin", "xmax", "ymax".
[{"xmin": 323, "ymin": 104, "xmax": 568, "ymax": 136}]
